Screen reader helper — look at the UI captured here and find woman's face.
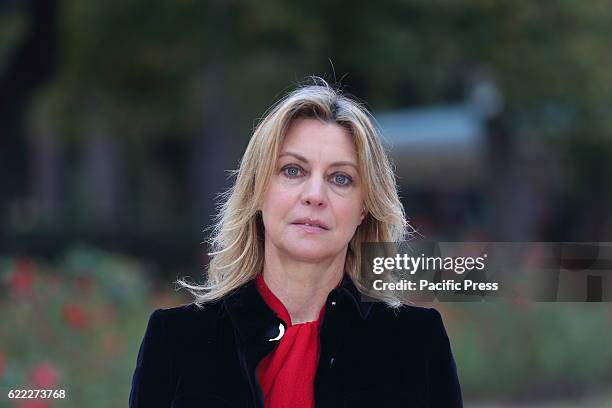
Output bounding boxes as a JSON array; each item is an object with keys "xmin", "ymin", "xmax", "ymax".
[{"xmin": 261, "ymin": 118, "xmax": 365, "ymax": 263}]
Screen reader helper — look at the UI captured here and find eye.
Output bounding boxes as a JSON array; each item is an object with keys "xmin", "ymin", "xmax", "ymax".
[
  {"xmin": 331, "ymin": 173, "xmax": 352, "ymax": 186},
  {"xmin": 282, "ymin": 165, "xmax": 303, "ymax": 178}
]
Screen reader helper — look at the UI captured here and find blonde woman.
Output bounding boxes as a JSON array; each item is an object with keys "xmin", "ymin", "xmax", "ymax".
[{"xmin": 129, "ymin": 79, "xmax": 462, "ymax": 408}]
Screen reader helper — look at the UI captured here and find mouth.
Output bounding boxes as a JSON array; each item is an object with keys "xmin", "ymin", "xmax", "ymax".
[
  {"xmin": 292, "ymin": 223, "xmax": 328, "ymax": 233},
  {"xmin": 291, "ymin": 219, "xmax": 330, "ymax": 231}
]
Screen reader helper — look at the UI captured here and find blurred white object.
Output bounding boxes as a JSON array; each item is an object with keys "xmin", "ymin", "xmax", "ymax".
[{"xmin": 375, "ymin": 103, "xmax": 487, "ymax": 191}]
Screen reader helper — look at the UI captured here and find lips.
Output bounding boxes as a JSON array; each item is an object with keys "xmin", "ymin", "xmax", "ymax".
[{"xmin": 291, "ymin": 218, "xmax": 330, "ymax": 230}]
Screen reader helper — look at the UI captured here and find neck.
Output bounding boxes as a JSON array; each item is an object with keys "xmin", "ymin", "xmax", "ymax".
[{"xmin": 262, "ymin": 247, "xmax": 346, "ymax": 324}]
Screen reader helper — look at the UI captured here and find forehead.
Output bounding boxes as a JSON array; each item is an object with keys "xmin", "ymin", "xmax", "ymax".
[{"xmin": 280, "ymin": 118, "xmax": 357, "ymax": 162}]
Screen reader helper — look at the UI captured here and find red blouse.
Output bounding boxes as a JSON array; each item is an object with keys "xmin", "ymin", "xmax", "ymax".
[{"xmin": 255, "ymin": 274, "xmax": 327, "ymax": 408}]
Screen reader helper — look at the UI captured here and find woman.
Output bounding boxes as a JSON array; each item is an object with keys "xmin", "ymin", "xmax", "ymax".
[{"xmin": 129, "ymin": 79, "xmax": 463, "ymax": 408}]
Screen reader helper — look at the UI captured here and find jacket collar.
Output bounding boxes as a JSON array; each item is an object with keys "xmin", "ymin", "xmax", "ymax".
[
  {"xmin": 222, "ymin": 274, "xmax": 374, "ymax": 343},
  {"xmin": 334, "ymin": 274, "xmax": 374, "ymax": 320}
]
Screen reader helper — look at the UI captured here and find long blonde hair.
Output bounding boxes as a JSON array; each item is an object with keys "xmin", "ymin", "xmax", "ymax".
[{"xmin": 178, "ymin": 78, "xmax": 409, "ymax": 307}]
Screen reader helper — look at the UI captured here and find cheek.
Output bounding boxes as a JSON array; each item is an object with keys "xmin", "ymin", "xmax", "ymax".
[
  {"xmin": 334, "ymin": 199, "xmax": 363, "ymax": 229},
  {"xmin": 262, "ymin": 185, "xmax": 297, "ymax": 219}
]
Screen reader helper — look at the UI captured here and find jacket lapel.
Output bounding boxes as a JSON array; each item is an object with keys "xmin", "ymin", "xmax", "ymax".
[{"xmin": 223, "ymin": 280, "xmax": 285, "ymax": 408}]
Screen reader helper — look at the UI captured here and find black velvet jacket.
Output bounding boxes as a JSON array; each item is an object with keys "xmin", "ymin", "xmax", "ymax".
[{"xmin": 129, "ymin": 275, "xmax": 463, "ymax": 407}]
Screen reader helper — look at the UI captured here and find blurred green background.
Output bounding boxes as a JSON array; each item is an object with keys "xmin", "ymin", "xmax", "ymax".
[{"xmin": 1, "ymin": 0, "xmax": 612, "ymax": 406}]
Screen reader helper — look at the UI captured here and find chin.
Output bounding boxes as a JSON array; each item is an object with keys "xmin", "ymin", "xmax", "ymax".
[{"xmin": 284, "ymin": 245, "xmax": 335, "ymax": 262}]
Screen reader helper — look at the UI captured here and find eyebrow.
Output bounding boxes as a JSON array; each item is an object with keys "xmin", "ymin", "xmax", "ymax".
[{"xmin": 278, "ymin": 151, "xmax": 359, "ymax": 170}]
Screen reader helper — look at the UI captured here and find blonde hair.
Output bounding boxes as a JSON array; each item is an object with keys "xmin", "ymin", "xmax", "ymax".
[{"xmin": 178, "ymin": 78, "xmax": 409, "ymax": 307}]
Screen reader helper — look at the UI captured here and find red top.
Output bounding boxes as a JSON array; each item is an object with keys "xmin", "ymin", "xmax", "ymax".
[{"xmin": 255, "ymin": 274, "xmax": 327, "ymax": 408}]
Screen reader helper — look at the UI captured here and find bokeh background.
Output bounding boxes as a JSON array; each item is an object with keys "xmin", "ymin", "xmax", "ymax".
[{"xmin": 1, "ymin": 1, "xmax": 612, "ymax": 406}]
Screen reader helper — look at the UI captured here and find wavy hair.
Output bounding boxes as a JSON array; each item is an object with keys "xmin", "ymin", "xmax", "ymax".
[{"xmin": 177, "ymin": 78, "xmax": 409, "ymax": 307}]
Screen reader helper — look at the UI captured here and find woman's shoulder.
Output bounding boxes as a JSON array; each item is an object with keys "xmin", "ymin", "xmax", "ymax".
[
  {"xmin": 369, "ymin": 302, "xmax": 449, "ymax": 338},
  {"xmin": 145, "ymin": 301, "xmax": 225, "ymax": 335},
  {"xmin": 370, "ymin": 301, "xmax": 443, "ymax": 321}
]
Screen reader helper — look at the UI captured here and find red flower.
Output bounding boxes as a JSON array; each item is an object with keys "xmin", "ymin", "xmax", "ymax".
[
  {"xmin": 62, "ymin": 303, "xmax": 89, "ymax": 330},
  {"xmin": 9, "ymin": 259, "xmax": 36, "ymax": 296},
  {"xmin": 19, "ymin": 400, "xmax": 51, "ymax": 408},
  {"xmin": 28, "ymin": 362, "xmax": 60, "ymax": 388}
]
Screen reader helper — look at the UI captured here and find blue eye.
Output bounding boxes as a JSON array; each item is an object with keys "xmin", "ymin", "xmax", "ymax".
[
  {"xmin": 283, "ymin": 166, "xmax": 302, "ymax": 178},
  {"xmin": 332, "ymin": 174, "xmax": 352, "ymax": 186}
]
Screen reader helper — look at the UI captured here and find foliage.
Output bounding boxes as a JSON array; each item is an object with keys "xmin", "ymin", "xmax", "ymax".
[
  {"xmin": 3, "ymin": 1, "xmax": 608, "ymax": 141},
  {"xmin": 442, "ymin": 302, "xmax": 612, "ymax": 402},
  {"xmin": 0, "ymin": 247, "xmax": 186, "ymax": 408}
]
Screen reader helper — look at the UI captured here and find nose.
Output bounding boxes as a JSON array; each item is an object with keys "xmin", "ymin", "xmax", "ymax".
[{"xmin": 300, "ymin": 175, "xmax": 328, "ymax": 208}]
